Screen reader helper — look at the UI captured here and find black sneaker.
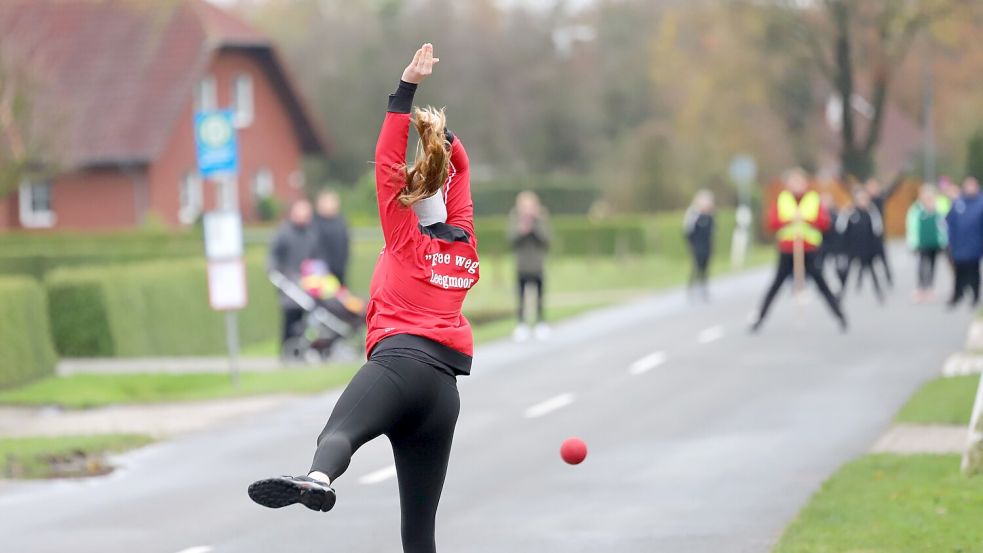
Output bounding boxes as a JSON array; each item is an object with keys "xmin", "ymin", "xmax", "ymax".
[{"xmin": 248, "ymin": 475, "xmax": 336, "ymax": 512}]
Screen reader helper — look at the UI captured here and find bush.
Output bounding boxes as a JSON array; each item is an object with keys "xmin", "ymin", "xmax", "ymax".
[
  {"xmin": 46, "ymin": 256, "xmax": 280, "ymax": 357},
  {"xmin": 0, "ymin": 231, "xmax": 207, "ymax": 279},
  {"xmin": 474, "ymin": 210, "xmax": 744, "ymax": 260},
  {"xmin": 0, "ymin": 277, "xmax": 57, "ymax": 389}
]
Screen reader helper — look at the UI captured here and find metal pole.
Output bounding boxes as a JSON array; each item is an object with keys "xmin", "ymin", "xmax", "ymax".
[{"xmin": 226, "ymin": 311, "xmax": 240, "ymax": 388}]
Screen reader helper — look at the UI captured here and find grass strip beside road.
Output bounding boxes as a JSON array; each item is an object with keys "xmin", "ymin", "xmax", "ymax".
[
  {"xmin": 0, "ymin": 434, "xmax": 154, "ymax": 479},
  {"xmin": 0, "ymin": 364, "xmax": 360, "ymax": 409},
  {"xmin": 775, "ymin": 454, "xmax": 983, "ymax": 553},
  {"xmin": 895, "ymin": 375, "xmax": 980, "ymax": 426}
]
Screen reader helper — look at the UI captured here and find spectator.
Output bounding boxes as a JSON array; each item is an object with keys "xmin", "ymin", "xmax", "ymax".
[
  {"xmin": 906, "ymin": 184, "xmax": 948, "ymax": 302},
  {"xmin": 313, "ymin": 189, "xmax": 351, "ymax": 286},
  {"xmin": 946, "ymin": 176, "xmax": 983, "ymax": 308},
  {"xmin": 836, "ymin": 187, "xmax": 885, "ymax": 303},
  {"xmin": 864, "ymin": 177, "xmax": 895, "ymax": 288},
  {"xmin": 268, "ymin": 198, "xmax": 318, "ymax": 349},
  {"xmin": 509, "ymin": 191, "xmax": 551, "ymax": 341},
  {"xmin": 683, "ymin": 190, "xmax": 715, "ymax": 302}
]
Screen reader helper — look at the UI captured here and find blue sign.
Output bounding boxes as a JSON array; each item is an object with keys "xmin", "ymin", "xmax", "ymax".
[{"xmin": 194, "ymin": 110, "xmax": 238, "ymax": 177}]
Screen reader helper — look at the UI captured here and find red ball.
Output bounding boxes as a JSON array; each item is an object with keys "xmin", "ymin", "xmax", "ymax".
[{"xmin": 560, "ymin": 437, "xmax": 587, "ymax": 465}]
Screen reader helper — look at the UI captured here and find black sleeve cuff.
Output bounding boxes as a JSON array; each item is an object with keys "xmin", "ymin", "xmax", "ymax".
[
  {"xmin": 444, "ymin": 128, "xmax": 456, "ymax": 146},
  {"xmin": 387, "ymin": 80, "xmax": 418, "ymax": 114}
]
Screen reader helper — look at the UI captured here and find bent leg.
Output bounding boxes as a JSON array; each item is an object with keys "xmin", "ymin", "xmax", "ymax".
[
  {"xmin": 806, "ymin": 255, "xmax": 845, "ymax": 322},
  {"xmin": 755, "ymin": 254, "xmax": 793, "ymax": 326},
  {"xmin": 310, "ymin": 361, "xmax": 406, "ymax": 481}
]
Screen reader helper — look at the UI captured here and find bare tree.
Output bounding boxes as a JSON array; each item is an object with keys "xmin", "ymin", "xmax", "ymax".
[{"xmin": 771, "ymin": 0, "xmax": 969, "ymax": 181}]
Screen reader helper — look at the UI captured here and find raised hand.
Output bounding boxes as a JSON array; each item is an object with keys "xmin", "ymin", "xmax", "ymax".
[{"xmin": 401, "ymin": 43, "xmax": 439, "ymax": 85}]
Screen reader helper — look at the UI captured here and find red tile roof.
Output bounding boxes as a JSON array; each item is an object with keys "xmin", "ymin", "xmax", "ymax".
[{"xmin": 0, "ymin": 0, "xmax": 326, "ymax": 169}]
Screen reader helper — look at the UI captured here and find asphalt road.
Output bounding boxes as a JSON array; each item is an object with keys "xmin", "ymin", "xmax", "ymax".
[{"xmin": 0, "ymin": 251, "xmax": 971, "ymax": 553}]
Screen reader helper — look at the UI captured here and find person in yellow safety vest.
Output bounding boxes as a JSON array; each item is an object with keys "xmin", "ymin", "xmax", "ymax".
[{"xmin": 750, "ymin": 168, "xmax": 848, "ymax": 332}]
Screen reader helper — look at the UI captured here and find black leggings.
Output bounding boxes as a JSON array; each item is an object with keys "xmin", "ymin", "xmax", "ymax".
[
  {"xmin": 838, "ymin": 256, "xmax": 884, "ymax": 302},
  {"xmin": 917, "ymin": 248, "xmax": 940, "ymax": 290},
  {"xmin": 689, "ymin": 252, "xmax": 710, "ymax": 298},
  {"xmin": 951, "ymin": 261, "xmax": 981, "ymax": 306},
  {"xmin": 517, "ymin": 272, "xmax": 544, "ymax": 323},
  {"xmin": 756, "ymin": 252, "xmax": 845, "ymax": 326},
  {"xmin": 310, "ymin": 355, "xmax": 460, "ymax": 553}
]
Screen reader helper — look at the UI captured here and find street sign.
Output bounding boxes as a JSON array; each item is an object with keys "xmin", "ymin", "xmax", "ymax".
[
  {"xmin": 194, "ymin": 110, "xmax": 239, "ymax": 177},
  {"xmin": 203, "ymin": 211, "xmax": 244, "ymax": 260},
  {"xmin": 728, "ymin": 154, "xmax": 757, "ymax": 189},
  {"xmin": 203, "ymin": 211, "xmax": 247, "ymax": 311},
  {"xmin": 207, "ymin": 259, "xmax": 248, "ymax": 311}
]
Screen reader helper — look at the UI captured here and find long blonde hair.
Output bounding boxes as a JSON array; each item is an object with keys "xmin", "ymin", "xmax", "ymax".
[{"xmin": 399, "ymin": 106, "xmax": 449, "ymax": 207}]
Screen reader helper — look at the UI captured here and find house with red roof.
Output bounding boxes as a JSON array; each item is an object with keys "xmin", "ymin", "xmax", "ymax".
[{"xmin": 0, "ymin": 0, "xmax": 327, "ymax": 230}]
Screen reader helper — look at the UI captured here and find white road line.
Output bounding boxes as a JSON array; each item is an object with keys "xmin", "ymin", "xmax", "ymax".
[
  {"xmin": 175, "ymin": 547, "xmax": 213, "ymax": 553},
  {"xmin": 629, "ymin": 351, "xmax": 667, "ymax": 375},
  {"xmin": 359, "ymin": 465, "xmax": 397, "ymax": 485},
  {"xmin": 524, "ymin": 393, "xmax": 576, "ymax": 419},
  {"xmin": 698, "ymin": 325, "xmax": 725, "ymax": 344}
]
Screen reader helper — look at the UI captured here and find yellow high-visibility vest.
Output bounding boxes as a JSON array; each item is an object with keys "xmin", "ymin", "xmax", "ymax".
[{"xmin": 776, "ymin": 190, "xmax": 823, "ymax": 247}]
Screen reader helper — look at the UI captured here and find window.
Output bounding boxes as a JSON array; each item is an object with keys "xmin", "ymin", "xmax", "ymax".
[
  {"xmin": 19, "ymin": 180, "xmax": 55, "ymax": 228},
  {"xmin": 232, "ymin": 73, "xmax": 254, "ymax": 127},
  {"xmin": 195, "ymin": 75, "xmax": 217, "ymax": 112},
  {"xmin": 178, "ymin": 172, "xmax": 203, "ymax": 225},
  {"xmin": 253, "ymin": 167, "xmax": 274, "ymax": 199}
]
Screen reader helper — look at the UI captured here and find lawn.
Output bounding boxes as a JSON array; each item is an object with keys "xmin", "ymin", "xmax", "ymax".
[
  {"xmin": 245, "ymin": 250, "xmax": 772, "ymax": 357},
  {"xmin": 774, "ymin": 454, "xmax": 983, "ymax": 553},
  {"xmin": 896, "ymin": 375, "xmax": 980, "ymax": 426},
  {"xmin": 0, "ymin": 434, "xmax": 153, "ymax": 478},
  {"xmin": 0, "ymin": 364, "xmax": 360, "ymax": 409}
]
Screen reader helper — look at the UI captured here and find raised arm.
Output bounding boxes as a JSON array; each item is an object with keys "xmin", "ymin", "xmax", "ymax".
[
  {"xmin": 374, "ymin": 44, "xmax": 439, "ymax": 252},
  {"xmin": 444, "ymin": 132, "xmax": 474, "ymax": 237}
]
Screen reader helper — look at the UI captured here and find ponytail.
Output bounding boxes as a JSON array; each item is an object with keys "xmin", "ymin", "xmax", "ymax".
[{"xmin": 399, "ymin": 106, "xmax": 449, "ymax": 207}]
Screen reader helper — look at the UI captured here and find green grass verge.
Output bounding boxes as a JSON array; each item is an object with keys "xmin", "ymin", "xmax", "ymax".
[
  {"xmin": 0, "ymin": 364, "xmax": 360, "ymax": 409},
  {"xmin": 0, "ymin": 434, "xmax": 154, "ymax": 479},
  {"xmin": 774, "ymin": 454, "xmax": 983, "ymax": 553},
  {"xmin": 896, "ymin": 375, "xmax": 980, "ymax": 426}
]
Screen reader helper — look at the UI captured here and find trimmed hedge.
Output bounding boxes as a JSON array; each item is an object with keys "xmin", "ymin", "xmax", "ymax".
[
  {"xmin": 0, "ymin": 278, "xmax": 58, "ymax": 389},
  {"xmin": 0, "ymin": 231, "xmax": 207, "ymax": 280},
  {"xmin": 46, "ymin": 256, "xmax": 279, "ymax": 357},
  {"xmin": 474, "ymin": 210, "xmax": 744, "ymax": 259}
]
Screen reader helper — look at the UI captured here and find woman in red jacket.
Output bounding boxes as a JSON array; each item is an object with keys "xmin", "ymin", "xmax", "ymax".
[{"xmin": 248, "ymin": 44, "xmax": 479, "ymax": 553}]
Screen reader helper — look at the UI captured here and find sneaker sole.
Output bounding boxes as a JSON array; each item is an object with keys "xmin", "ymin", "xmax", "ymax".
[{"xmin": 248, "ymin": 477, "xmax": 336, "ymax": 512}]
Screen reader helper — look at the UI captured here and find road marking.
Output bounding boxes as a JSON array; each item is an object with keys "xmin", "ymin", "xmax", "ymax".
[
  {"xmin": 698, "ymin": 325, "xmax": 724, "ymax": 344},
  {"xmin": 175, "ymin": 547, "xmax": 213, "ymax": 553},
  {"xmin": 524, "ymin": 393, "xmax": 576, "ymax": 419},
  {"xmin": 629, "ymin": 351, "xmax": 667, "ymax": 375},
  {"xmin": 359, "ymin": 465, "xmax": 397, "ymax": 485}
]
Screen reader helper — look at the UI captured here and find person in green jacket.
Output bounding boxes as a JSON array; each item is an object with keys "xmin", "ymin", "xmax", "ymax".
[{"xmin": 906, "ymin": 184, "xmax": 948, "ymax": 302}]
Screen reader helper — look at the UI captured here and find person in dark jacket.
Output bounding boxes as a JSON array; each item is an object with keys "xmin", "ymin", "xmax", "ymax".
[
  {"xmin": 509, "ymin": 190, "xmax": 551, "ymax": 341},
  {"xmin": 683, "ymin": 190, "xmax": 715, "ymax": 302},
  {"xmin": 946, "ymin": 176, "xmax": 983, "ymax": 308},
  {"xmin": 268, "ymin": 198, "xmax": 319, "ymax": 348},
  {"xmin": 865, "ymin": 177, "xmax": 895, "ymax": 287},
  {"xmin": 836, "ymin": 187, "xmax": 885, "ymax": 303},
  {"xmin": 313, "ymin": 189, "xmax": 351, "ymax": 286}
]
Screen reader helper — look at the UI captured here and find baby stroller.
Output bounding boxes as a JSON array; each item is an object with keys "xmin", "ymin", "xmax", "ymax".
[{"xmin": 269, "ymin": 261, "xmax": 366, "ymax": 364}]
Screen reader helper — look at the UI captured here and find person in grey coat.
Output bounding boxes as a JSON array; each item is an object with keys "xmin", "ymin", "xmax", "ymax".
[
  {"xmin": 509, "ymin": 191, "xmax": 551, "ymax": 341},
  {"xmin": 268, "ymin": 198, "xmax": 319, "ymax": 349}
]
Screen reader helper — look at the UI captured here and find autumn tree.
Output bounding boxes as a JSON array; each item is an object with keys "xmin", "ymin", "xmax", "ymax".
[{"xmin": 767, "ymin": 0, "xmax": 971, "ymax": 181}]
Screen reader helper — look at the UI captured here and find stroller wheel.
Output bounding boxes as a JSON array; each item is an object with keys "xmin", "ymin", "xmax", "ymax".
[{"xmin": 280, "ymin": 338, "xmax": 310, "ymax": 365}]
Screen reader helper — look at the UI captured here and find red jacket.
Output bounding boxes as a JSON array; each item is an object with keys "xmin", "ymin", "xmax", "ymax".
[
  {"xmin": 365, "ymin": 97, "xmax": 480, "ymax": 362},
  {"xmin": 767, "ymin": 192, "xmax": 831, "ymax": 253}
]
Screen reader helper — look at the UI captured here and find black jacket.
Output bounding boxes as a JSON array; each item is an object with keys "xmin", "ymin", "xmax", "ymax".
[
  {"xmin": 684, "ymin": 209, "xmax": 714, "ymax": 261},
  {"xmin": 836, "ymin": 207, "xmax": 883, "ymax": 261},
  {"xmin": 313, "ymin": 214, "xmax": 351, "ymax": 285}
]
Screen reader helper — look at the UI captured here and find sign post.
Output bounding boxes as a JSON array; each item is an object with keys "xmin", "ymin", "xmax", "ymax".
[
  {"xmin": 195, "ymin": 110, "xmax": 245, "ymax": 387},
  {"xmin": 728, "ymin": 154, "xmax": 757, "ymax": 270}
]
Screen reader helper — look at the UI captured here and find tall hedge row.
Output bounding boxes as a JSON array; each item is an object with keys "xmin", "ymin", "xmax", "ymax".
[
  {"xmin": 0, "ymin": 277, "xmax": 58, "ymax": 389},
  {"xmin": 46, "ymin": 257, "xmax": 279, "ymax": 357},
  {"xmin": 473, "ymin": 211, "xmax": 741, "ymax": 259}
]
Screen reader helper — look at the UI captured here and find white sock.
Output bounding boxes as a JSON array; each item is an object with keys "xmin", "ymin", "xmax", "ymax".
[{"xmin": 308, "ymin": 471, "xmax": 331, "ymax": 485}]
